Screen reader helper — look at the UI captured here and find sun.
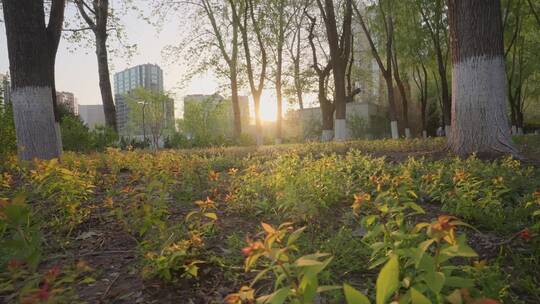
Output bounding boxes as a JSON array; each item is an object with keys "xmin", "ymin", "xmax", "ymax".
[{"xmin": 258, "ymin": 90, "xmax": 279, "ymax": 122}]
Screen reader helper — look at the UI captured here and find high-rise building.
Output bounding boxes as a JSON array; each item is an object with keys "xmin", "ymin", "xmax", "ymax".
[
  {"xmin": 56, "ymin": 91, "xmax": 78, "ymax": 115},
  {"xmin": 113, "ymin": 64, "xmax": 173, "ymax": 135},
  {"xmin": 78, "ymin": 104, "xmax": 106, "ymax": 129}
]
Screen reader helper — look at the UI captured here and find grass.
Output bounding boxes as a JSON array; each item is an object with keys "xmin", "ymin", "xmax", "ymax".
[{"xmin": 0, "ymin": 136, "xmax": 539, "ymax": 303}]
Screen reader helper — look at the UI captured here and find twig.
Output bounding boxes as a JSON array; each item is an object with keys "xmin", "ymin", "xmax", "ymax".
[
  {"xmin": 45, "ymin": 250, "xmax": 137, "ymax": 261},
  {"xmin": 101, "ymin": 273, "xmax": 120, "ymax": 301}
]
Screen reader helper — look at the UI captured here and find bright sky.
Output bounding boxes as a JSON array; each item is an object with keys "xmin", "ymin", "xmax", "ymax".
[{"xmin": 0, "ymin": 1, "xmax": 289, "ymax": 121}]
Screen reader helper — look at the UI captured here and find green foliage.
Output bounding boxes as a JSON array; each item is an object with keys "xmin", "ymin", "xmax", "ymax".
[
  {"xmin": 177, "ymin": 96, "xmax": 235, "ymax": 147},
  {"xmin": 0, "ymin": 103, "xmax": 16, "ymax": 157},
  {"xmin": 126, "ymin": 87, "xmax": 175, "ymax": 148},
  {"xmin": 0, "ymin": 195, "xmax": 42, "ymax": 271},
  {"xmin": 61, "ymin": 113, "xmax": 94, "ymax": 152},
  {"xmin": 227, "ymin": 222, "xmax": 337, "ymax": 304}
]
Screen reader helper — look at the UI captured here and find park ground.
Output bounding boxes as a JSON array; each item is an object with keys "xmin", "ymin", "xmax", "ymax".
[{"xmin": 1, "ymin": 136, "xmax": 540, "ymax": 303}]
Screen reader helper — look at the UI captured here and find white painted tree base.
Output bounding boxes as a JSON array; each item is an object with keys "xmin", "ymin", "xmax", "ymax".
[
  {"xmin": 422, "ymin": 130, "xmax": 427, "ymax": 138},
  {"xmin": 275, "ymin": 138, "xmax": 282, "ymax": 145},
  {"xmin": 511, "ymin": 125, "xmax": 517, "ymax": 135},
  {"xmin": 321, "ymin": 130, "xmax": 334, "ymax": 142},
  {"xmin": 334, "ymin": 119, "xmax": 347, "ymax": 141},
  {"xmin": 449, "ymin": 56, "xmax": 516, "ymax": 155},
  {"xmin": 405, "ymin": 128, "xmax": 411, "ymax": 139},
  {"xmin": 517, "ymin": 128, "xmax": 523, "ymax": 135},
  {"xmin": 390, "ymin": 121, "xmax": 399, "ymax": 139},
  {"xmin": 12, "ymin": 86, "xmax": 62, "ymax": 160},
  {"xmin": 444, "ymin": 125, "xmax": 451, "ymax": 137}
]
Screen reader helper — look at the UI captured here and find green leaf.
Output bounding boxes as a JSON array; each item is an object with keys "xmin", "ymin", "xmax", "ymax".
[
  {"xmin": 410, "ymin": 287, "xmax": 432, "ymax": 304},
  {"xmin": 376, "ymin": 255, "xmax": 399, "ymax": 304},
  {"xmin": 406, "ymin": 202, "xmax": 425, "ymax": 214},
  {"xmin": 424, "ymin": 272, "xmax": 445, "ymax": 294},
  {"xmin": 446, "ymin": 289, "xmax": 463, "ymax": 304},
  {"xmin": 344, "ymin": 283, "xmax": 371, "ymax": 304},
  {"xmin": 258, "ymin": 287, "xmax": 290, "ymax": 304},
  {"xmin": 287, "ymin": 226, "xmax": 306, "ymax": 246},
  {"xmin": 445, "ymin": 276, "xmax": 474, "ymax": 288},
  {"xmin": 203, "ymin": 212, "xmax": 217, "ymax": 220}
]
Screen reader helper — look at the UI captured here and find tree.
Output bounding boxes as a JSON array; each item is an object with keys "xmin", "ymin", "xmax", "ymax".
[
  {"xmin": 307, "ymin": 13, "xmax": 334, "ymax": 141},
  {"xmin": 416, "ymin": 0, "xmax": 451, "ymax": 135},
  {"xmin": 178, "ymin": 96, "xmax": 234, "ymax": 147},
  {"xmin": 317, "ymin": 0, "xmax": 353, "ymax": 141},
  {"xmin": 71, "ymin": 0, "xmax": 123, "ymax": 132},
  {"xmin": 270, "ymin": 0, "xmax": 287, "ymax": 144},
  {"xmin": 201, "ymin": 0, "xmax": 243, "ymax": 139},
  {"xmin": 2, "ymin": 0, "xmax": 66, "ymax": 160},
  {"xmin": 126, "ymin": 88, "xmax": 174, "ymax": 150},
  {"xmin": 354, "ymin": 1, "xmax": 400, "ymax": 139},
  {"xmin": 413, "ymin": 62, "xmax": 429, "ymax": 138},
  {"xmin": 285, "ymin": 0, "xmax": 311, "ymax": 111},
  {"xmin": 447, "ymin": 0, "xmax": 516, "ymax": 156},
  {"xmin": 235, "ymin": 0, "xmax": 268, "ymax": 145}
]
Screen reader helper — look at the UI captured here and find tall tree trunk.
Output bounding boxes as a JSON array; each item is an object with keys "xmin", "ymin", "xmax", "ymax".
[
  {"xmin": 96, "ymin": 32, "xmax": 117, "ymax": 131},
  {"xmin": 3, "ymin": 0, "xmax": 64, "ymax": 160},
  {"xmin": 293, "ymin": 31, "xmax": 304, "ymax": 110},
  {"xmin": 448, "ymin": 0, "xmax": 516, "ymax": 156},
  {"xmin": 275, "ymin": 0, "xmax": 285, "ymax": 144},
  {"xmin": 75, "ymin": 0, "xmax": 117, "ymax": 132},
  {"xmin": 392, "ymin": 53, "xmax": 410, "ymax": 138},
  {"xmin": 318, "ymin": 0, "xmax": 352, "ymax": 141},
  {"xmin": 229, "ymin": 0, "xmax": 242, "ymax": 138},
  {"xmin": 253, "ymin": 93, "xmax": 263, "ymax": 145},
  {"xmin": 307, "ymin": 13, "xmax": 334, "ymax": 141},
  {"xmin": 434, "ymin": 41, "xmax": 451, "ymax": 135},
  {"xmin": 230, "ymin": 68, "xmax": 242, "ymax": 138},
  {"xmin": 354, "ymin": 1, "xmax": 399, "ymax": 139}
]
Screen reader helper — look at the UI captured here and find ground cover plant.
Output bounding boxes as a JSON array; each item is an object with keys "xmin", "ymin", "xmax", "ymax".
[{"xmin": 0, "ymin": 136, "xmax": 539, "ymax": 303}]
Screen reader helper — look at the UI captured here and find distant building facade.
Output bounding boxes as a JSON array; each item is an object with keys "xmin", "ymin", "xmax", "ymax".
[
  {"xmin": 78, "ymin": 104, "xmax": 106, "ymax": 129},
  {"xmin": 113, "ymin": 64, "xmax": 174, "ymax": 136},
  {"xmin": 56, "ymin": 91, "xmax": 78, "ymax": 115}
]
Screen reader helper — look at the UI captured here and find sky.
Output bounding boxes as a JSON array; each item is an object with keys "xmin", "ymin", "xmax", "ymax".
[{"xmin": 0, "ymin": 1, "xmax": 285, "ymax": 121}]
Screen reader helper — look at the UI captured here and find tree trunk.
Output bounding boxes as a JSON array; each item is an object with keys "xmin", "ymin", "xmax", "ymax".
[
  {"xmin": 319, "ymin": 0, "xmax": 352, "ymax": 141},
  {"xmin": 230, "ymin": 68, "xmax": 242, "ymax": 138},
  {"xmin": 393, "ymin": 54, "xmax": 410, "ymax": 139},
  {"xmin": 253, "ymin": 93, "xmax": 263, "ymax": 145},
  {"xmin": 321, "ymin": 98, "xmax": 335, "ymax": 142},
  {"xmin": 3, "ymin": 0, "xmax": 63, "ymax": 160},
  {"xmin": 448, "ymin": 0, "xmax": 516, "ymax": 156},
  {"xmin": 275, "ymin": 0, "xmax": 284, "ymax": 144},
  {"xmin": 96, "ymin": 32, "xmax": 117, "ymax": 132},
  {"xmin": 384, "ymin": 73, "xmax": 399, "ymax": 139},
  {"xmin": 294, "ymin": 35, "xmax": 304, "ymax": 110},
  {"xmin": 435, "ymin": 41, "xmax": 451, "ymax": 135}
]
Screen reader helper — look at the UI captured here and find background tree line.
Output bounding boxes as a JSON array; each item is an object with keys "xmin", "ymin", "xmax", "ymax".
[{"xmin": 2, "ymin": 0, "xmax": 540, "ymax": 160}]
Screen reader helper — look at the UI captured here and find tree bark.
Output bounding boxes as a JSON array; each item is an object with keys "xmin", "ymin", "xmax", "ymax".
[
  {"xmin": 236, "ymin": 0, "xmax": 267, "ymax": 146},
  {"xmin": 275, "ymin": 0, "xmax": 285, "ymax": 144},
  {"xmin": 307, "ymin": 13, "xmax": 334, "ymax": 141},
  {"xmin": 208, "ymin": 0, "xmax": 242, "ymax": 138},
  {"xmin": 392, "ymin": 52, "xmax": 410, "ymax": 138},
  {"xmin": 75, "ymin": 0, "xmax": 117, "ymax": 132},
  {"xmin": 96, "ymin": 32, "xmax": 117, "ymax": 131},
  {"xmin": 3, "ymin": 0, "xmax": 65, "ymax": 160},
  {"xmin": 448, "ymin": 0, "xmax": 516, "ymax": 156},
  {"xmin": 418, "ymin": 0, "xmax": 451, "ymax": 134},
  {"xmin": 318, "ymin": 0, "xmax": 353, "ymax": 141},
  {"xmin": 354, "ymin": 2, "xmax": 399, "ymax": 139}
]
